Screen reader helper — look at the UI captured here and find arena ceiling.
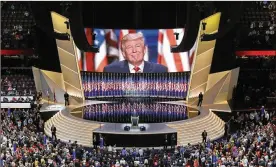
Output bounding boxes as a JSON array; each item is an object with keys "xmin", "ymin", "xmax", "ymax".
[{"xmin": 1, "ymin": 1, "xmax": 275, "ymax": 50}]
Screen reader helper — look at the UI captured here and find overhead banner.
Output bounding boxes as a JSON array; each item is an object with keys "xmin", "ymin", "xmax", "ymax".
[{"xmin": 235, "ymin": 50, "xmax": 276, "ymax": 56}]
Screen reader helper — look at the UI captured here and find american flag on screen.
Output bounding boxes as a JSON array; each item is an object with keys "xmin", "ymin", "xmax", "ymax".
[
  {"xmin": 76, "ymin": 28, "xmax": 109, "ymax": 72},
  {"xmin": 157, "ymin": 29, "xmax": 198, "ymax": 72},
  {"xmin": 105, "ymin": 29, "xmax": 119, "ymax": 57},
  {"xmin": 76, "ymin": 28, "xmax": 197, "ymax": 72}
]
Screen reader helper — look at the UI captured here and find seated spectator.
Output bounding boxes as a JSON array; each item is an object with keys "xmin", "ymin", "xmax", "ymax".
[
  {"xmin": 107, "ymin": 145, "xmax": 112, "ymax": 153},
  {"xmin": 23, "ymin": 89, "xmax": 27, "ymax": 96},
  {"xmin": 17, "ymin": 96, "xmax": 24, "ymax": 102},
  {"xmin": 121, "ymin": 148, "xmax": 127, "ymax": 156},
  {"xmin": 7, "ymin": 86, "xmax": 13, "ymax": 91},
  {"xmin": 25, "ymin": 96, "xmax": 32, "ymax": 102},
  {"xmin": 3, "ymin": 97, "xmax": 9, "ymax": 102},
  {"xmin": 138, "ymin": 148, "xmax": 143, "ymax": 157},
  {"xmin": 120, "ymin": 158, "xmax": 126, "ymax": 165},
  {"xmin": 115, "ymin": 161, "xmax": 120, "ymax": 167},
  {"xmin": 28, "ymin": 89, "xmax": 33, "ymax": 95},
  {"xmin": 11, "ymin": 96, "xmax": 17, "ymax": 102}
]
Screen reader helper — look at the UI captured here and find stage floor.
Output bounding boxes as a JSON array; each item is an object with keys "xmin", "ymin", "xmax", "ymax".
[{"xmin": 94, "ymin": 122, "xmax": 176, "ymax": 134}]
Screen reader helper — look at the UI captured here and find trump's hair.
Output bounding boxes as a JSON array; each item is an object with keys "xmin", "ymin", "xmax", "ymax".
[{"xmin": 121, "ymin": 32, "xmax": 145, "ymax": 51}]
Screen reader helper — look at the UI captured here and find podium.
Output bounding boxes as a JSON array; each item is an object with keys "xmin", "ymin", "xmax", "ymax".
[{"xmin": 131, "ymin": 116, "xmax": 139, "ymax": 127}]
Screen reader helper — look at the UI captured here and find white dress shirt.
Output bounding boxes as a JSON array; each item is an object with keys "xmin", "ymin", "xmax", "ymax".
[
  {"xmin": 128, "ymin": 62, "xmax": 144, "ymax": 73},
  {"xmin": 138, "ymin": 148, "xmax": 144, "ymax": 156},
  {"xmin": 108, "ymin": 145, "xmax": 112, "ymax": 152}
]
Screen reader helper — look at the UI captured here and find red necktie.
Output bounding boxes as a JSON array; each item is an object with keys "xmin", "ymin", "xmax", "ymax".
[{"xmin": 133, "ymin": 66, "xmax": 140, "ymax": 73}]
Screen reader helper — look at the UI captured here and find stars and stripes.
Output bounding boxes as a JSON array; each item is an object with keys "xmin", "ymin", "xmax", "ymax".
[
  {"xmin": 93, "ymin": 29, "xmax": 108, "ymax": 72},
  {"xmin": 105, "ymin": 29, "xmax": 119, "ymax": 57},
  {"xmin": 158, "ymin": 28, "xmax": 194, "ymax": 72},
  {"xmin": 83, "ymin": 102, "xmax": 188, "ymax": 123},
  {"xmin": 76, "ymin": 28, "xmax": 108, "ymax": 72},
  {"xmin": 82, "ymin": 72, "xmax": 189, "ymax": 98}
]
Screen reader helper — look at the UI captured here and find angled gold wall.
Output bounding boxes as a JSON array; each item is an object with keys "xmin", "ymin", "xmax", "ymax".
[
  {"xmin": 32, "ymin": 67, "xmax": 66, "ymax": 103},
  {"xmin": 203, "ymin": 67, "xmax": 240, "ymax": 105},
  {"xmin": 187, "ymin": 13, "xmax": 221, "ymax": 105},
  {"xmin": 50, "ymin": 12, "xmax": 84, "ymax": 103}
]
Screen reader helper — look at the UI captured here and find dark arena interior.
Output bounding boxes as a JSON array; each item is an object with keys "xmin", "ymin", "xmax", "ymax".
[{"xmin": 1, "ymin": 1, "xmax": 276, "ymax": 167}]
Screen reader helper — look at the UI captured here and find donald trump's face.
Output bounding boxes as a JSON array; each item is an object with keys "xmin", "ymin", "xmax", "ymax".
[{"xmin": 122, "ymin": 34, "xmax": 146, "ymax": 66}]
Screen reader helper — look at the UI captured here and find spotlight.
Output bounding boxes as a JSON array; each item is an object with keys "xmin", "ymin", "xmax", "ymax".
[
  {"xmin": 64, "ymin": 21, "xmax": 69, "ymax": 29},
  {"xmin": 92, "ymin": 33, "xmax": 96, "ymax": 40},
  {"xmin": 202, "ymin": 22, "xmax": 207, "ymax": 31},
  {"xmin": 174, "ymin": 32, "xmax": 179, "ymax": 40},
  {"xmin": 124, "ymin": 126, "xmax": 130, "ymax": 131},
  {"xmin": 140, "ymin": 126, "xmax": 146, "ymax": 131}
]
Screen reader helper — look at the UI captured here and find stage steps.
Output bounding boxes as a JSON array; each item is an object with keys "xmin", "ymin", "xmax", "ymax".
[
  {"xmin": 45, "ymin": 108, "xmax": 225, "ymax": 147},
  {"xmin": 167, "ymin": 110, "xmax": 225, "ymax": 146},
  {"xmin": 44, "ymin": 110, "xmax": 100, "ymax": 146}
]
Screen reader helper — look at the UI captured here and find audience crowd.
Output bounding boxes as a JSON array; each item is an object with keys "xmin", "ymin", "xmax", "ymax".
[
  {"xmin": 236, "ymin": 56, "xmax": 276, "ymax": 69},
  {"xmin": 1, "ymin": 96, "xmax": 33, "ymax": 103},
  {"xmin": 1, "ymin": 99, "xmax": 275, "ymax": 167}
]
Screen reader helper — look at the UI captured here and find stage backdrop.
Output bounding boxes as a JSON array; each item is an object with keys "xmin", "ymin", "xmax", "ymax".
[
  {"xmin": 75, "ymin": 29, "xmax": 197, "ymax": 72},
  {"xmin": 81, "ymin": 72, "xmax": 190, "ymax": 99}
]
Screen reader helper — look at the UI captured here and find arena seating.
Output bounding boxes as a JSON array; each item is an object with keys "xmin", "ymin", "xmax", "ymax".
[
  {"xmin": 1, "ymin": 68, "xmax": 36, "ymax": 96},
  {"xmin": 1, "ymin": 1, "xmax": 35, "ymax": 49},
  {"xmin": 234, "ymin": 56, "xmax": 276, "ymax": 109}
]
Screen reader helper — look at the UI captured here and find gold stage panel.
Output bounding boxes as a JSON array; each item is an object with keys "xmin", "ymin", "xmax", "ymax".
[
  {"xmin": 187, "ymin": 13, "xmax": 221, "ymax": 100},
  {"xmin": 205, "ymin": 67, "xmax": 240, "ymax": 105},
  {"xmin": 32, "ymin": 67, "xmax": 66, "ymax": 103},
  {"xmin": 187, "ymin": 12, "xmax": 240, "ymax": 112},
  {"xmin": 50, "ymin": 12, "xmax": 84, "ymax": 103}
]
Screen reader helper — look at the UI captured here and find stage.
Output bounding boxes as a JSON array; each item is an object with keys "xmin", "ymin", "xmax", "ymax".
[
  {"xmin": 93, "ymin": 123, "xmax": 177, "ymax": 147},
  {"xmin": 36, "ymin": 12, "xmax": 239, "ymax": 147},
  {"xmin": 42, "ymin": 99, "xmax": 228, "ymax": 147},
  {"xmin": 40, "ymin": 103, "xmax": 66, "ymax": 122},
  {"xmin": 94, "ymin": 122, "xmax": 175, "ymax": 134}
]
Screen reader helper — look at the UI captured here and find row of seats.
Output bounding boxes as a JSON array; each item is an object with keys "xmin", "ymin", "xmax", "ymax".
[
  {"xmin": 1, "ymin": 1, "xmax": 35, "ymax": 49},
  {"xmin": 1, "ymin": 69, "xmax": 36, "ymax": 96}
]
